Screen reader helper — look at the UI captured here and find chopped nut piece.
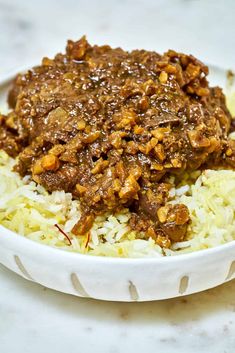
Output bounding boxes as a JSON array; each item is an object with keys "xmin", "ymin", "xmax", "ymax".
[
  {"xmin": 5, "ymin": 113, "xmax": 18, "ymax": 129},
  {"xmin": 91, "ymin": 158, "xmax": 109, "ymax": 174},
  {"xmin": 75, "ymin": 183, "xmax": 87, "ymax": 195},
  {"xmin": 185, "ymin": 63, "xmax": 200, "ymax": 80},
  {"xmin": 151, "ymin": 128, "xmax": 170, "ymax": 141},
  {"xmin": 143, "ymin": 80, "xmax": 157, "ymax": 96},
  {"xmin": 129, "ymin": 165, "xmax": 142, "ymax": 179},
  {"xmin": 171, "ymin": 158, "xmax": 182, "ymax": 168},
  {"xmin": 139, "ymin": 138, "xmax": 158, "ymax": 154},
  {"xmin": 138, "ymin": 96, "xmax": 149, "ymax": 111},
  {"xmin": 164, "ymin": 163, "xmax": 172, "ymax": 169},
  {"xmin": 159, "ymin": 71, "xmax": 168, "ymax": 84},
  {"xmin": 47, "ymin": 107, "xmax": 68, "ymax": 124},
  {"xmin": 173, "ymin": 204, "xmax": 190, "ymax": 225},
  {"xmin": 93, "ymin": 194, "xmax": 101, "ymax": 203},
  {"xmin": 72, "ymin": 213, "xmax": 95, "ymax": 235},
  {"xmin": 42, "ymin": 57, "xmax": 54, "ymax": 66},
  {"xmin": 110, "ymin": 132, "xmax": 122, "ymax": 149},
  {"xmin": 157, "ymin": 206, "xmax": 169, "ymax": 223},
  {"xmin": 150, "ymin": 162, "xmax": 163, "ymax": 171},
  {"xmin": 154, "ymin": 144, "xmax": 165, "ymax": 161},
  {"xmin": 32, "ymin": 160, "xmax": 44, "ymax": 175},
  {"xmin": 77, "ymin": 119, "xmax": 86, "ymax": 130},
  {"xmin": 188, "ymin": 130, "xmax": 210, "ymax": 148},
  {"xmin": 41, "ymin": 155, "xmax": 60, "ymax": 171},
  {"xmin": 116, "ymin": 161, "xmax": 126, "ymax": 183},
  {"xmin": 195, "ymin": 87, "xmax": 210, "ymax": 96},
  {"xmin": 126, "ymin": 141, "xmax": 139, "ymax": 154},
  {"xmin": 82, "ymin": 131, "xmax": 100, "ymax": 144},
  {"xmin": 207, "ymin": 137, "xmax": 220, "ymax": 153},
  {"xmin": 155, "ymin": 234, "xmax": 171, "ymax": 248},
  {"xmin": 119, "ymin": 175, "xmax": 140, "ymax": 199},
  {"xmin": 116, "ymin": 110, "xmax": 137, "ymax": 129},
  {"xmin": 63, "ymin": 72, "xmax": 75, "ymax": 82},
  {"xmin": 49, "ymin": 144, "xmax": 65, "ymax": 156},
  {"xmin": 146, "ymin": 226, "xmax": 157, "ymax": 239},
  {"xmin": 134, "ymin": 125, "xmax": 144, "ymax": 134},
  {"xmin": 164, "ymin": 64, "xmax": 177, "ymax": 74},
  {"xmin": 67, "ymin": 36, "xmax": 88, "ymax": 60},
  {"xmin": 113, "ymin": 178, "xmax": 122, "ymax": 192},
  {"xmin": 226, "ymin": 148, "xmax": 233, "ymax": 157}
]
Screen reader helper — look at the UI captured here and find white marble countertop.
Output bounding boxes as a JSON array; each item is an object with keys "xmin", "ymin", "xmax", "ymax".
[
  {"xmin": 1, "ymin": 0, "xmax": 235, "ymax": 352},
  {"xmin": 1, "ymin": 264, "xmax": 235, "ymax": 353}
]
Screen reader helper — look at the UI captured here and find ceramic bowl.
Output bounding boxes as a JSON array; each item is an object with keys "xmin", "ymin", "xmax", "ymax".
[{"xmin": 0, "ymin": 66, "xmax": 235, "ymax": 302}]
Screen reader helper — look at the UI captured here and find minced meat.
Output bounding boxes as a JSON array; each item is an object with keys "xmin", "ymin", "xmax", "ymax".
[{"xmin": 0, "ymin": 36, "xmax": 234, "ymax": 247}]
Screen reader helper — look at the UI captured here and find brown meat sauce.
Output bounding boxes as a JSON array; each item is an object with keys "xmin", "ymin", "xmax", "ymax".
[{"xmin": 1, "ymin": 36, "xmax": 235, "ymax": 248}]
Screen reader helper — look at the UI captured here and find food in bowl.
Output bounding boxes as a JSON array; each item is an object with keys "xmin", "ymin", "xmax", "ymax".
[{"xmin": 0, "ymin": 36, "xmax": 235, "ymax": 257}]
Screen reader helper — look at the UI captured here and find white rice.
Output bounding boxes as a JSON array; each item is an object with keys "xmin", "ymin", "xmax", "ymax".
[
  {"xmin": 0, "ymin": 151, "xmax": 163, "ymax": 257},
  {"xmin": 0, "ymin": 149, "xmax": 235, "ymax": 257},
  {"xmin": 167, "ymin": 169, "xmax": 235, "ymax": 255}
]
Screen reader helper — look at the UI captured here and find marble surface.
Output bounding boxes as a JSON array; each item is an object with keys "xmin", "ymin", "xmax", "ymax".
[
  {"xmin": 1, "ymin": 265, "xmax": 235, "ymax": 353},
  {"xmin": 1, "ymin": 0, "xmax": 235, "ymax": 352}
]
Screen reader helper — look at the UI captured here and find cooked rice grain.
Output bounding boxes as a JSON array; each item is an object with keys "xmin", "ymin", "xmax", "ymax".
[
  {"xmin": 0, "ymin": 151, "xmax": 163, "ymax": 257},
  {"xmin": 0, "ymin": 150, "xmax": 235, "ymax": 257}
]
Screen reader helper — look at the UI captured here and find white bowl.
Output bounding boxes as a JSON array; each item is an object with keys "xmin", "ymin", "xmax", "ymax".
[{"xmin": 0, "ymin": 66, "xmax": 235, "ymax": 302}]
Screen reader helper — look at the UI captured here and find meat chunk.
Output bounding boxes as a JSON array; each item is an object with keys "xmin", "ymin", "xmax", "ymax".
[{"xmin": 0, "ymin": 37, "xmax": 233, "ymax": 245}]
